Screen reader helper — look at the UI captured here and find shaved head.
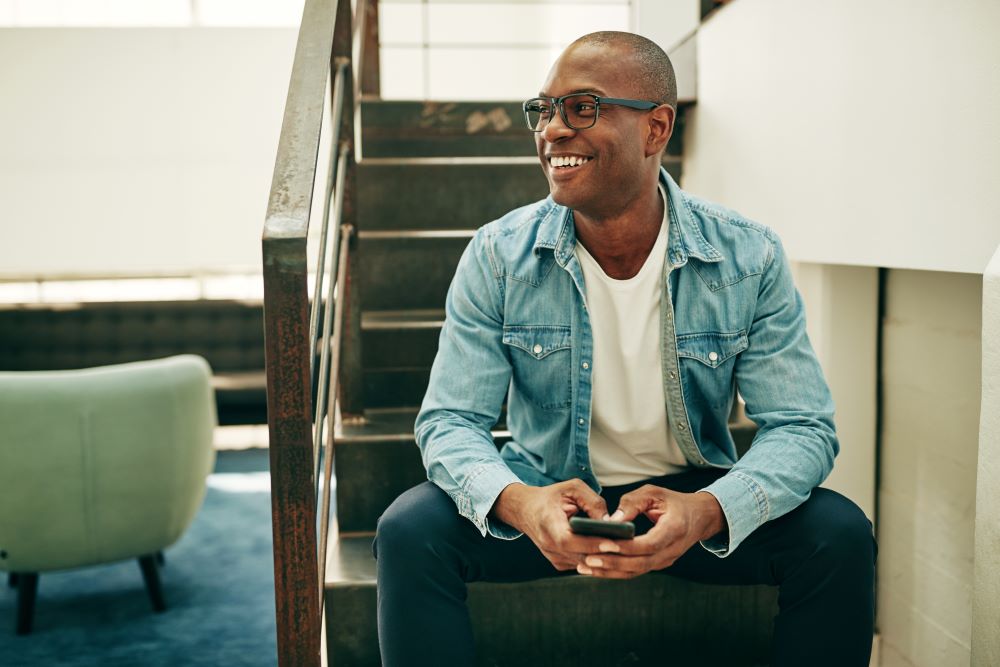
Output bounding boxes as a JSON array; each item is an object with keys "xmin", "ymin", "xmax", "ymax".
[{"xmin": 568, "ymin": 31, "xmax": 677, "ymax": 109}]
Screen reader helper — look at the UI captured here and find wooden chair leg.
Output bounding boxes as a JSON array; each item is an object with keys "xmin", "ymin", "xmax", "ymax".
[
  {"xmin": 15, "ymin": 573, "xmax": 38, "ymax": 635},
  {"xmin": 137, "ymin": 555, "xmax": 167, "ymax": 612}
]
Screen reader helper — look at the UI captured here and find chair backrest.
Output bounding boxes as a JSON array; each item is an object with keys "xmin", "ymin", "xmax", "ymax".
[{"xmin": 0, "ymin": 355, "xmax": 216, "ymax": 573}]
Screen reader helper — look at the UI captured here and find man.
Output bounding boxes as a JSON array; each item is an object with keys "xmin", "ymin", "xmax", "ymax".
[{"xmin": 374, "ymin": 31, "xmax": 876, "ymax": 666}]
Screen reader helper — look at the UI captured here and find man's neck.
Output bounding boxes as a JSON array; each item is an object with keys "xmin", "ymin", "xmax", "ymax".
[{"xmin": 574, "ymin": 184, "xmax": 665, "ymax": 280}]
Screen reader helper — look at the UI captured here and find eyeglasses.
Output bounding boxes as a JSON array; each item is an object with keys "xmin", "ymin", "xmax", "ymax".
[{"xmin": 522, "ymin": 93, "xmax": 660, "ymax": 132}]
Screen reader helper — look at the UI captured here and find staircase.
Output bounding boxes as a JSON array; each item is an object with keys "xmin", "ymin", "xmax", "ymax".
[{"xmin": 322, "ymin": 99, "xmax": 778, "ymax": 666}]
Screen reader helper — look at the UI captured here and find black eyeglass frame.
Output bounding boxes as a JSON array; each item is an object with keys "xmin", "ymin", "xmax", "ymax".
[{"xmin": 522, "ymin": 93, "xmax": 661, "ymax": 132}]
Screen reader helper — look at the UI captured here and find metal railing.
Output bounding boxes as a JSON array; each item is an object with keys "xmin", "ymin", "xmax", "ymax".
[{"xmin": 261, "ymin": 0, "xmax": 372, "ymax": 663}]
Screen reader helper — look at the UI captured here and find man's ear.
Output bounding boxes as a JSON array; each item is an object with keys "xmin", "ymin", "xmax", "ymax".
[{"xmin": 645, "ymin": 104, "xmax": 676, "ymax": 158}]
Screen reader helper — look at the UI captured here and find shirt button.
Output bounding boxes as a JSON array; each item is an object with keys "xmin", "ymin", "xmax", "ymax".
[
  {"xmin": 708, "ymin": 352, "xmax": 719, "ymax": 362},
  {"xmin": 579, "ymin": 465, "xmax": 587, "ymax": 471},
  {"xmin": 582, "ymin": 361, "xmax": 590, "ymax": 370},
  {"xmin": 532, "ymin": 344, "xmax": 543, "ymax": 355},
  {"xmin": 578, "ymin": 418, "xmax": 585, "ymax": 425}
]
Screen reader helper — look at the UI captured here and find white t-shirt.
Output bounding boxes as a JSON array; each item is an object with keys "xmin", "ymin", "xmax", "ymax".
[{"xmin": 575, "ymin": 186, "xmax": 689, "ymax": 486}]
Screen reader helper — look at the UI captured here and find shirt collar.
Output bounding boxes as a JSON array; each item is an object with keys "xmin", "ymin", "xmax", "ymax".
[{"xmin": 533, "ymin": 167, "xmax": 724, "ymax": 267}]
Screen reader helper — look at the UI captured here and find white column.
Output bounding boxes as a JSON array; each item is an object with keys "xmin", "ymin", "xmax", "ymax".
[{"xmin": 972, "ymin": 244, "xmax": 1000, "ymax": 666}]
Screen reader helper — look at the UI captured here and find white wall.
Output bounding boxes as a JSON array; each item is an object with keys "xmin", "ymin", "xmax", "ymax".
[
  {"xmin": 377, "ymin": 0, "xmax": 633, "ymax": 100},
  {"xmin": 877, "ymin": 270, "xmax": 981, "ymax": 667},
  {"xmin": 683, "ymin": 0, "xmax": 1000, "ymax": 274},
  {"xmin": 793, "ymin": 263, "xmax": 878, "ymax": 519},
  {"xmin": 632, "ymin": 0, "xmax": 699, "ymax": 53},
  {"xmin": 0, "ymin": 28, "xmax": 297, "ymax": 279}
]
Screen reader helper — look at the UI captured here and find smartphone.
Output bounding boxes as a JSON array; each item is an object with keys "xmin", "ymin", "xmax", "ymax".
[{"xmin": 569, "ymin": 516, "xmax": 635, "ymax": 540}]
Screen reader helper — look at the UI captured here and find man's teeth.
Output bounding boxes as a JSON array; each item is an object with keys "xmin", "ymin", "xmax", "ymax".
[{"xmin": 549, "ymin": 156, "xmax": 592, "ymax": 168}]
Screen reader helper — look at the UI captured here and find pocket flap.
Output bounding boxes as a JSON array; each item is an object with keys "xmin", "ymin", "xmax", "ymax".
[
  {"xmin": 676, "ymin": 330, "xmax": 748, "ymax": 368},
  {"xmin": 502, "ymin": 325, "xmax": 572, "ymax": 359}
]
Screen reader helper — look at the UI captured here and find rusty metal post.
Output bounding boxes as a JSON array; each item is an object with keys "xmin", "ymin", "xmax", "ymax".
[
  {"xmin": 262, "ymin": 240, "xmax": 321, "ymax": 667},
  {"xmin": 361, "ymin": 0, "xmax": 380, "ymax": 97}
]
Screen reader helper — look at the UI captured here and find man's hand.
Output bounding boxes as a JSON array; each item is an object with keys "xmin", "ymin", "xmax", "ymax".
[
  {"xmin": 576, "ymin": 486, "xmax": 726, "ymax": 579},
  {"xmin": 491, "ymin": 480, "xmax": 611, "ymax": 571}
]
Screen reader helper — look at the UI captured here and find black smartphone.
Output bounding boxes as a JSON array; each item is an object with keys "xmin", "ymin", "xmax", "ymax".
[{"xmin": 569, "ymin": 516, "xmax": 635, "ymax": 539}]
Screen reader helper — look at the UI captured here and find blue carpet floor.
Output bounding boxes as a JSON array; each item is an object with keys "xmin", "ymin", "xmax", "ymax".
[{"xmin": 0, "ymin": 449, "xmax": 278, "ymax": 667}]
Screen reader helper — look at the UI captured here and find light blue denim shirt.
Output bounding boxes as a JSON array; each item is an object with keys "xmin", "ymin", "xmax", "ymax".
[{"xmin": 414, "ymin": 168, "xmax": 837, "ymax": 557}]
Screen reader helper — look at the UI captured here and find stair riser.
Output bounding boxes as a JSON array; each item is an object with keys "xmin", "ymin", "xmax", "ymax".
[
  {"xmin": 361, "ymin": 101, "xmax": 532, "ymax": 158},
  {"xmin": 358, "ymin": 162, "xmax": 550, "ymax": 231},
  {"xmin": 362, "ymin": 368, "xmax": 431, "ymax": 410},
  {"xmin": 360, "ymin": 101, "xmax": 689, "ymax": 158},
  {"xmin": 362, "ymin": 326, "xmax": 440, "ymax": 370},
  {"xmin": 326, "ymin": 576, "xmax": 776, "ymax": 666},
  {"xmin": 335, "ymin": 440, "xmax": 426, "ymax": 534},
  {"xmin": 336, "ymin": 424, "xmax": 754, "ymax": 533},
  {"xmin": 358, "ymin": 235, "xmax": 468, "ymax": 312},
  {"xmin": 336, "ymin": 436, "xmax": 510, "ymax": 533}
]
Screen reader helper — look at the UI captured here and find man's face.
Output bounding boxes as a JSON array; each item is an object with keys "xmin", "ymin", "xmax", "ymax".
[{"xmin": 534, "ymin": 43, "xmax": 656, "ymax": 219}]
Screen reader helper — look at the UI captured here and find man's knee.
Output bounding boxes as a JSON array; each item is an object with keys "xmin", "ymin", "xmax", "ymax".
[
  {"xmin": 799, "ymin": 489, "xmax": 876, "ymax": 569},
  {"xmin": 374, "ymin": 482, "xmax": 463, "ymax": 563}
]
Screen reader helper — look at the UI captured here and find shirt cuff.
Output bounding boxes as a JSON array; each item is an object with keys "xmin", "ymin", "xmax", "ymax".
[
  {"xmin": 698, "ymin": 471, "xmax": 769, "ymax": 557},
  {"xmin": 462, "ymin": 463, "xmax": 524, "ymax": 540}
]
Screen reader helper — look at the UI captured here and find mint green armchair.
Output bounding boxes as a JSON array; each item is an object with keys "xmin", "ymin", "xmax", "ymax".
[{"xmin": 0, "ymin": 355, "xmax": 216, "ymax": 634}]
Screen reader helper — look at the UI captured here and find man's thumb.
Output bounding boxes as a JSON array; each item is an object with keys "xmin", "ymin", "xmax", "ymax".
[{"xmin": 611, "ymin": 497, "xmax": 641, "ymax": 522}]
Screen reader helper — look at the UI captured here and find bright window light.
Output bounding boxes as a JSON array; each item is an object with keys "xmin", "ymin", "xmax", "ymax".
[
  {"xmin": 195, "ymin": 0, "xmax": 304, "ymax": 27},
  {"xmin": 0, "ymin": 0, "xmax": 307, "ymax": 26}
]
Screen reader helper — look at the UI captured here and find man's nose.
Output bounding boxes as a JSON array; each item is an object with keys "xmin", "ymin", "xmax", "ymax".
[{"xmin": 540, "ymin": 106, "xmax": 575, "ymax": 143}]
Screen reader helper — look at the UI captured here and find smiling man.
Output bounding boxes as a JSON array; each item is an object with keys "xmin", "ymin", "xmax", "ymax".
[{"xmin": 374, "ymin": 31, "xmax": 876, "ymax": 666}]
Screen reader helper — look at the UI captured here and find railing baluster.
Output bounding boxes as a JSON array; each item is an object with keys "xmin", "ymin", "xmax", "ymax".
[
  {"xmin": 317, "ymin": 219, "xmax": 353, "ymax": 600},
  {"xmin": 307, "ymin": 59, "xmax": 349, "ymax": 382},
  {"xmin": 312, "ymin": 143, "xmax": 351, "ymax": 493}
]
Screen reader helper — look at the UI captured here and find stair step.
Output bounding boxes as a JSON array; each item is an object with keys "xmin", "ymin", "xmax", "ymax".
[
  {"xmin": 334, "ymin": 408, "xmax": 510, "ymax": 533},
  {"xmin": 362, "ymin": 367, "xmax": 432, "ymax": 409},
  {"xmin": 361, "ymin": 309, "xmax": 443, "ymax": 371},
  {"xmin": 325, "ymin": 534, "xmax": 776, "ymax": 666},
  {"xmin": 359, "ymin": 99, "xmax": 691, "ymax": 163},
  {"xmin": 333, "ymin": 411, "xmax": 754, "ymax": 535},
  {"xmin": 360, "ymin": 100, "xmax": 532, "ymax": 158},
  {"xmin": 358, "ymin": 158, "xmax": 550, "ymax": 231},
  {"xmin": 357, "ymin": 230, "xmax": 469, "ymax": 312},
  {"xmin": 357, "ymin": 157, "xmax": 682, "ymax": 233}
]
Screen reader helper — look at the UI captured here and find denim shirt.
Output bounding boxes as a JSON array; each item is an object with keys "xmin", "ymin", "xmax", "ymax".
[{"xmin": 414, "ymin": 168, "xmax": 838, "ymax": 557}]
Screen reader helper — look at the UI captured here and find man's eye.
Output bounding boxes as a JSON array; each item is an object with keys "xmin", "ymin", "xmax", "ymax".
[
  {"xmin": 534, "ymin": 104, "xmax": 551, "ymax": 114},
  {"xmin": 574, "ymin": 103, "xmax": 597, "ymax": 115}
]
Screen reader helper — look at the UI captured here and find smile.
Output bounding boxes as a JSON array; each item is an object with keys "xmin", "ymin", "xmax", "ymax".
[{"xmin": 548, "ymin": 155, "xmax": 592, "ymax": 169}]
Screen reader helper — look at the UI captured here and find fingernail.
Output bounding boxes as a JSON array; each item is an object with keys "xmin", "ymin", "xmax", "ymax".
[
  {"xmin": 577, "ymin": 565, "xmax": 593, "ymax": 575},
  {"xmin": 610, "ymin": 510, "xmax": 625, "ymax": 521},
  {"xmin": 599, "ymin": 541, "xmax": 620, "ymax": 553},
  {"xmin": 601, "ymin": 513, "xmax": 610, "ymax": 521},
  {"xmin": 585, "ymin": 557, "xmax": 603, "ymax": 568}
]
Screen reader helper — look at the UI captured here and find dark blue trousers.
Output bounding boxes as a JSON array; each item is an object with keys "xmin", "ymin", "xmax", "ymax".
[{"xmin": 374, "ymin": 468, "xmax": 876, "ymax": 666}]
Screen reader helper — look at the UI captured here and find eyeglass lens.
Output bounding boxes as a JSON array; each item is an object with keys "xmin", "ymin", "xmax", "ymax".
[{"xmin": 525, "ymin": 94, "xmax": 599, "ymax": 131}]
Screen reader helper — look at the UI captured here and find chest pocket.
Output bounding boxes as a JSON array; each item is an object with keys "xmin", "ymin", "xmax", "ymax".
[
  {"xmin": 502, "ymin": 325, "xmax": 572, "ymax": 410},
  {"xmin": 676, "ymin": 330, "xmax": 748, "ymax": 412}
]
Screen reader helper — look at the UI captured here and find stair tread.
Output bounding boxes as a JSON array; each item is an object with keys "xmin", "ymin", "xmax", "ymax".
[
  {"xmin": 326, "ymin": 533, "xmax": 377, "ymax": 584},
  {"xmin": 335, "ymin": 407, "xmax": 509, "ymax": 444},
  {"xmin": 362, "ymin": 309, "xmax": 445, "ymax": 330}
]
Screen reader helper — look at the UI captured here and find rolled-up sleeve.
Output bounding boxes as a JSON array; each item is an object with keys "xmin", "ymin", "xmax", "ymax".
[
  {"xmin": 701, "ymin": 232, "xmax": 838, "ymax": 556},
  {"xmin": 414, "ymin": 230, "xmax": 523, "ymax": 539}
]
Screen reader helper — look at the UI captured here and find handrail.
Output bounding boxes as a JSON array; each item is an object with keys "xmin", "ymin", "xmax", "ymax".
[{"xmin": 261, "ymin": 0, "xmax": 367, "ymax": 664}]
